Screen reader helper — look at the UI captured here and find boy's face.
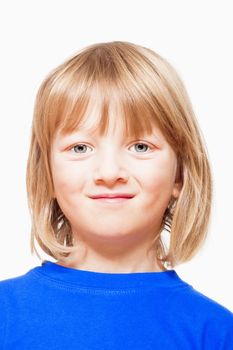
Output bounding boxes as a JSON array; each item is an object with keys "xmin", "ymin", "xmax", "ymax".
[{"xmin": 50, "ymin": 111, "xmax": 182, "ymax": 249}]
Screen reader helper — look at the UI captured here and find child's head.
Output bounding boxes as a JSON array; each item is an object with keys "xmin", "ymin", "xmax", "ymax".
[{"xmin": 26, "ymin": 41, "xmax": 212, "ymax": 269}]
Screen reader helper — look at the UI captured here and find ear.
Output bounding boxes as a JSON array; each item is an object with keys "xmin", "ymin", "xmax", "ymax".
[
  {"xmin": 51, "ymin": 189, "xmax": 56, "ymax": 200},
  {"xmin": 172, "ymin": 161, "xmax": 183, "ymax": 199},
  {"xmin": 172, "ymin": 181, "xmax": 182, "ymax": 199}
]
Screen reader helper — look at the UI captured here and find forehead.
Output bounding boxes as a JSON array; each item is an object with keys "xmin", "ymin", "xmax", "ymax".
[{"xmin": 54, "ymin": 96, "xmax": 165, "ymax": 143}]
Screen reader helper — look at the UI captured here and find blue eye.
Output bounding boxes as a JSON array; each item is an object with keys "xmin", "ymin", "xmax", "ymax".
[
  {"xmin": 72, "ymin": 144, "xmax": 92, "ymax": 154},
  {"xmin": 132, "ymin": 143, "xmax": 151, "ymax": 152},
  {"xmin": 70, "ymin": 142, "xmax": 152, "ymax": 155}
]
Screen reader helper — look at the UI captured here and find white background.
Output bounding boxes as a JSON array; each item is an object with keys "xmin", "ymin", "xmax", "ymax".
[{"xmin": 0, "ymin": 1, "xmax": 232, "ymax": 311}]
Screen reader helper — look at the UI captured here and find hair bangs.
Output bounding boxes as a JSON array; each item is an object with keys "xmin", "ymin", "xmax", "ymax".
[{"xmin": 49, "ymin": 72, "xmax": 162, "ymax": 143}]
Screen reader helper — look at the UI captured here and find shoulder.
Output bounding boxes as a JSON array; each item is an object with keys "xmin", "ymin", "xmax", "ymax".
[
  {"xmin": 193, "ymin": 288, "xmax": 233, "ymax": 346},
  {"xmin": 170, "ymin": 271, "xmax": 233, "ymax": 317},
  {"xmin": 0, "ymin": 266, "xmax": 40, "ymax": 303},
  {"xmin": 173, "ymin": 282, "xmax": 233, "ymax": 337},
  {"xmin": 184, "ymin": 285, "xmax": 233, "ymax": 318},
  {"xmin": 172, "ymin": 279, "xmax": 233, "ymax": 318},
  {"xmin": 0, "ymin": 273, "xmax": 31, "ymax": 347},
  {"xmin": 0, "ymin": 269, "xmax": 36, "ymax": 288},
  {"xmin": 167, "ymin": 280, "xmax": 233, "ymax": 348},
  {"xmin": 0, "ymin": 268, "xmax": 40, "ymax": 325}
]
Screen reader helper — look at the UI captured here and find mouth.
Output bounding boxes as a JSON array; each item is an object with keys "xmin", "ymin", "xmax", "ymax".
[
  {"xmin": 89, "ymin": 193, "xmax": 135, "ymax": 199},
  {"xmin": 88, "ymin": 193, "xmax": 135, "ymax": 205},
  {"xmin": 91, "ymin": 197, "xmax": 133, "ymax": 204}
]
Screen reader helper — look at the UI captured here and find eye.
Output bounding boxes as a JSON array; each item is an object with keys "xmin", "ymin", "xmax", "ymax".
[
  {"xmin": 130, "ymin": 142, "xmax": 153, "ymax": 153},
  {"xmin": 70, "ymin": 144, "xmax": 92, "ymax": 154},
  {"xmin": 68, "ymin": 141, "xmax": 153, "ymax": 155}
]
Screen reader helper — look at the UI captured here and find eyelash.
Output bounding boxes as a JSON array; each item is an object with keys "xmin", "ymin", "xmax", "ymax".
[{"xmin": 69, "ymin": 142, "xmax": 154, "ymax": 155}]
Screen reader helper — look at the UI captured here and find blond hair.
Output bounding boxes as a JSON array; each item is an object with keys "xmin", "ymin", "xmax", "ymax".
[{"xmin": 26, "ymin": 41, "xmax": 212, "ymax": 269}]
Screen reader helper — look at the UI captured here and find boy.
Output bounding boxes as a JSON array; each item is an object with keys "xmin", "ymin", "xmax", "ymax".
[{"xmin": 1, "ymin": 41, "xmax": 232, "ymax": 349}]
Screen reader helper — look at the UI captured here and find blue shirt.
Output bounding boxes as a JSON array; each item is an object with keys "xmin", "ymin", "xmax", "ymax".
[{"xmin": 0, "ymin": 260, "xmax": 233, "ymax": 349}]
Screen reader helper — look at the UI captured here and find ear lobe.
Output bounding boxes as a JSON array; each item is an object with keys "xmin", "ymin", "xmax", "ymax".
[
  {"xmin": 172, "ymin": 181, "xmax": 182, "ymax": 199},
  {"xmin": 51, "ymin": 189, "xmax": 56, "ymax": 199}
]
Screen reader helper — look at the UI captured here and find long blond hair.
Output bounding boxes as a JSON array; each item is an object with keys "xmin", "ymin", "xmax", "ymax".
[{"xmin": 26, "ymin": 41, "xmax": 212, "ymax": 269}]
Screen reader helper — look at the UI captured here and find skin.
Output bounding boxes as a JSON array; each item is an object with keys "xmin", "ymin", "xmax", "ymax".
[{"xmin": 50, "ymin": 108, "xmax": 182, "ymax": 273}]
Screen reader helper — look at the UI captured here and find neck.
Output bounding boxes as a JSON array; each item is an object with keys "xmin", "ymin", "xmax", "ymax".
[{"xmin": 57, "ymin": 234, "xmax": 166, "ymax": 273}]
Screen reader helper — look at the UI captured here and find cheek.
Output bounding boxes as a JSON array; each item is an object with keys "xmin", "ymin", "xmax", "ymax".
[
  {"xmin": 139, "ymin": 159, "xmax": 177, "ymax": 209},
  {"xmin": 51, "ymin": 160, "xmax": 84, "ymax": 197},
  {"xmin": 140, "ymin": 161, "xmax": 175, "ymax": 191}
]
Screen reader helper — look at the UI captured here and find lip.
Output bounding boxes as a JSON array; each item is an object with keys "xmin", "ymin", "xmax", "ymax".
[
  {"xmin": 92, "ymin": 197, "xmax": 133, "ymax": 204},
  {"xmin": 89, "ymin": 193, "xmax": 135, "ymax": 199}
]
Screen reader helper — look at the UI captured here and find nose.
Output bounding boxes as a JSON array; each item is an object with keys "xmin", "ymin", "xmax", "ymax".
[{"xmin": 93, "ymin": 150, "xmax": 129, "ymax": 186}]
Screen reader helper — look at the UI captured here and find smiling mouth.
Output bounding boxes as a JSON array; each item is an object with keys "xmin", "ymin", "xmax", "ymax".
[{"xmin": 91, "ymin": 197, "xmax": 133, "ymax": 204}]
